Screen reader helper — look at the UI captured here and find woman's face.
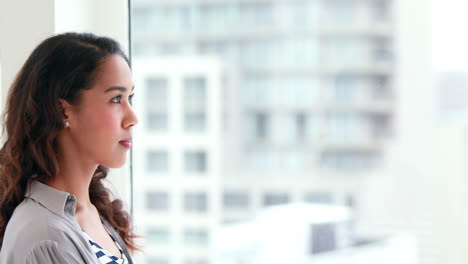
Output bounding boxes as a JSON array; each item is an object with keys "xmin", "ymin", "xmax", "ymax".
[{"xmin": 65, "ymin": 55, "xmax": 138, "ymax": 168}]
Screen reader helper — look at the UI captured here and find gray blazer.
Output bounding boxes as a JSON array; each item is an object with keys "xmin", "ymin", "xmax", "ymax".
[{"xmin": 0, "ymin": 180, "xmax": 134, "ymax": 264}]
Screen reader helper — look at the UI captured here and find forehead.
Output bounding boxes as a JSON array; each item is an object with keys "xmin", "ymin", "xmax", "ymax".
[{"xmin": 89, "ymin": 55, "xmax": 133, "ymax": 92}]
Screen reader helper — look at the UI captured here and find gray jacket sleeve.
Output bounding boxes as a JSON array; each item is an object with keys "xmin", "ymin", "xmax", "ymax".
[{"xmin": 25, "ymin": 240, "xmax": 80, "ymax": 264}]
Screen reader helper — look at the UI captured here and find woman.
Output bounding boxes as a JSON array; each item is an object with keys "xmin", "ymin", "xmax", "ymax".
[{"xmin": 0, "ymin": 32, "xmax": 139, "ymax": 263}]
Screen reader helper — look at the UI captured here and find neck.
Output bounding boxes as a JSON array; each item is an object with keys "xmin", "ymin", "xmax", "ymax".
[{"xmin": 46, "ymin": 155, "xmax": 98, "ymax": 212}]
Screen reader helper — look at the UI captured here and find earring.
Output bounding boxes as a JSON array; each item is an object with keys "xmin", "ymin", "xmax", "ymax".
[{"xmin": 64, "ymin": 121, "xmax": 70, "ymax": 128}]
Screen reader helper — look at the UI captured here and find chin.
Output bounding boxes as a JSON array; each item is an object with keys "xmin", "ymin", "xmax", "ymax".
[{"xmin": 102, "ymin": 157, "xmax": 127, "ymax": 169}]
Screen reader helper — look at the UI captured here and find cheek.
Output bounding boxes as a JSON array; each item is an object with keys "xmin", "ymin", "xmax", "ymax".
[
  {"xmin": 99, "ymin": 111, "xmax": 121, "ymax": 131},
  {"xmin": 84, "ymin": 109, "xmax": 121, "ymax": 137}
]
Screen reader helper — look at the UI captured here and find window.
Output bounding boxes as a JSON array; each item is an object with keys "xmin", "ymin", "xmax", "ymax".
[
  {"xmin": 198, "ymin": 41, "xmax": 229, "ymax": 56},
  {"xmin": 239, "ymin": 3, "xmax": 273, "ymax": 28},
  {"xmin": 184, "ymin": 151, "xmax": 207, "ymax": 173},
  {"xmin": 246, "ymin": 112, "xmax": 270, "ymax": 140},
  {"xmin": 324, "ymin": 38, "xmax": 362, "ymax": 66},
  {"xmin": 372, "ymin": 37, "xmax": 392, "ymax": 63},
  {"xmin": 327, "ymin": 113, "xmax": 365, "ymax": 142},
  {"xmin": 151, "ymin": 6, "xmax": 191, "ymax": 32},
  {"xmin": 241, "ymin": 40, "xmax": 276, "ymax": 68},
  {"xmin": 243, "ymin": 78, "xmax": 274, "ymax": 107},
  {"xmin": 146, "ymin": 192, "xmax": 169, "ymax": 211},
  {"xmin": 184, "ymin": 77, "xmax": 206, "ymax": 109},
  {"xmin": 305, "ymin": 192, "xmax": 334, "ymax": 204},
  {"xmin": 197, "ymin": 4, "xmax": 230, "ymax": 32},
  {"xmin": 184, "ymin": 259, "xmax": 209, "ymax": 264},
  {"xmin": 147, "ymin": 151, "xmax": 169, "ymax": 173},
  {"xmin": 184, "ymin": 113, "xmax": 206, "ymax": 132},
  {"xmin": 310, "ymin": 223, "xmax": 337, "ymax": 254},
  {"xmin": 147, "ymin": 112, "xmax": 168, "ymax": 131},
  {"xmin": 370, "ymin": 75, "xmax": 391, "ymax": 100},
  {"xmin": 147, "ymin": 227, "xmax": 170, "ymax": 245},
  {"xmin": 280, "ymin": 38, "xmax": 317, "ymax": 68},
  {"xmin": 146, "ymin": 78, "xmax": 168, "ymax": 108},
  {"xmin": 321, "ymin": 150, "xmax": 380, "ymax": 169},
  {"xmin": 183, "ymin": 228, "xmax": 210, "ymax": 246},
  {"xmin": 263, "ymin": 193, "xmax": 290, "ymax": 206},
  {"xmin": 280, "ymin": 1, "xmax": 313, "ymax": 27},
  {"xmin": 333, "ymin": 76, "xmax": 357, "ymax": 103},
  {"xmin": 282, "ymin": 150, "xmax": 308, "ymax": 171},
  {"xmin": 370, "ymin": 0, "xmax": 391, "ymax": 22},
  {"xmin": 322, "ymin": 0, "xmax": 357, "ymax": 26},
  {"xmin": 158, "ymin": 43, "xmax": 186, "ymax": 56},
  {"xmin": 223, "ymin": 190, "xmax": 250, "ymax": 209},
  {"xmin": 280, "ymin": 78, "xmax": 318, "ymax": 107},
  {"xmin": 184, "ymin": 192, "xmax": 208, "ymax": 212},
  {"xmin": 147, "ymin": 257, "xmax": 170, "ymax": 264},
  {"xmin": 245, "ymin": 150, "xmax": 279, "ymax": 171}
]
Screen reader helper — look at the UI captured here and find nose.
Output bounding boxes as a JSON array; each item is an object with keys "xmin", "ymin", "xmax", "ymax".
[{"xmin": 123, "ymin": 104, "xmax": 139, "ymax": 128}]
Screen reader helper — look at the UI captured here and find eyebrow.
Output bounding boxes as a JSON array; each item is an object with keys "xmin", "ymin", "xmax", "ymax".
[{"xmin": 104, "ymin": 86, "xmax": 135, "ymax": 93}]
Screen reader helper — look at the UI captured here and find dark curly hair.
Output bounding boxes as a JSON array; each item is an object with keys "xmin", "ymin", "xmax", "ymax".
[{"xmin": 0, "ymin": 32, "xmax": 139, "ymax": 251}]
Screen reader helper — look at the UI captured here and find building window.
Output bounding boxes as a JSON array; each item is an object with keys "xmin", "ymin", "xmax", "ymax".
[
  {"xmin": 281, "ymin": 1, "xmax": 313, "ymax": 27},
  {"xmin": 147, "ymin": 257, "xmax": 170, "ymax": 264},
  {"xmin": 281, "ymin": 38, "xmax": 317, "ymax": 68},
  {"xmin": 263, "ymin": 193, "xmax": 290, "ymax": 206},
  {"xmin": 304, "ymin": 192, "xmax": 334, "ymax": 204},
  {"xmin": 372, "ymin": 37, "xmax": 392, "ymax": 63},
  {"xmin": 370, "ymin": 74, "xmax": 391, "ymax": 100},
  {"xmin": 183, "ymin": 228, "xmax": 210, "ymax": 246},
  {"xmin": 146, "ymin": 78, "xmax": 168, "ymax": 108},
  {"xmin": 333, "ymin": 75, "xmax": 357, "ymax": 103},
  {"xmin": 184, "ymin": 259, "xmax": 209, "ymax": 264},
  {"xmin": 146, "ymin": 192, "xmax": 169, "ymax": 211},
  {"xmin": 310, "ymin": 223, "xmax": 337, "ymax": 254},
  {"xmin": 184, "ymin": 192, "xmax": 208, "ymax": 212},
  {"xmin": 370, "ymin": 0, "xmax": 391, "ymax": 21},
  {"xmin": 197, "ymin": 4, "xmax": 230, "ymax": 32},
  {"xmin": 327, "ymin": 113, "xmax": 364, "ymax": 142},
  {"xmin": 223, "ymin": 190, "xmax": 250, "ymax": 209},
  {"xmin": 184, "ymin": 112, "xmax": 206, "ymax": 132},
  {"xmin": 295, "ymin": 113, "xmax": 307, "ymax": 140},
  {"xmin": 239, "ymin": 2, "xmax": 273, "ymax": 28},
  {"xmin": 184, "ymin": 77, "xmax": 206, "ymax": 109},
  {"xmin": 184, "ymin": 151, "xmax": 207, "ymax": 173},
  {"xmin": 241, "ymin": 40, "xmax": 276, "ymax": 68},
  {"xmin": 282, "ymin": 150, "xmax": 307, "ymax": 171},
  {"xmin": 246, "ymin": 112, "xmax": 270, "ymax": 140},
  {"xmin": 280, "ymin": 78, "xmax": 318, "ymax": 106},
  {"xmin": 322, "ymin": 0, "xmax": 357, "ymax": 26},
  {"xmin": 245, "ymin": 150, "xmax": 278, "ymax": 171},
  {"xmin": 321, "ymin": 150, "xmax": 380, "ymax": 170},
  {"xmin": 147, "ymin": 112, "xmax": 168, "ymax": 131},
  {"xmin": 370, "ymin": 113, "xmax": 392, "ymax": 139},
  {"xmin": 198, "ymin": 40, "xmax": 229, "ymax": 57},
  {"xmin": 325, "ymin": 38, "xmax": 361, "ymax": 66},
  {"xmin": 147, "ymin": 227, "xmax": 170, "ymax": 245},
  {"xmin": 147, "ymin": 151, "xmax": 169, "ymax": 173},
  {"xmin": 243, "ymin": 78, "xmax": 274, "ymax": 107}
]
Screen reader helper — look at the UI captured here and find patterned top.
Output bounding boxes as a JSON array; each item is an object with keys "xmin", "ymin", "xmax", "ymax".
[{"xmin": 83, "ymin": 231, "xmax": 128, "ymax": 264}]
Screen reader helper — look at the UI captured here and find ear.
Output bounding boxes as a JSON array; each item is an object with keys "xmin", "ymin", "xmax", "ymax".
[{"xmin": 57, "ymin": 98, "xmax": 74, "ymax": 121}]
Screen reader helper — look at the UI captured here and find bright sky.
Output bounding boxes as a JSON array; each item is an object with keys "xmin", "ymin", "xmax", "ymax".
[{"xmin": 432, "ymin": 0, "xmax": 468, "ymax": 71}]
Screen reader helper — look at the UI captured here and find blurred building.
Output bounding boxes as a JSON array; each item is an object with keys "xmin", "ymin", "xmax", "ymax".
[
  {"xmin": 130, "ymin": 1, "xmax": 402, "ymax": 264},
  {"xmin": 213, "ymin": 203, "xmax": 417, "ymax": 264},
  {"xmin": 438, "ymin": 71, "xmax": 468, "ymax": 123}
]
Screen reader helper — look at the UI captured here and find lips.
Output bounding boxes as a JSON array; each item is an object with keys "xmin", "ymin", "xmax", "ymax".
[{"xmin": 119, "ymin": 138, "xmax": 132, "ymax": 148}]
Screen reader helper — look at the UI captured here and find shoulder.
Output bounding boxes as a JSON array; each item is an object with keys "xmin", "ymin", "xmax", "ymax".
[
  {"xmin": 5, "ymin": 197, "xmax": 71, "ymax": 239},
  {"xmin": 24, "ymin": 240, "xmax": 69, "ymax": 264},
  {"xmin": 0, "ymin": 198, "xmax": 87, "ymax": 263}
]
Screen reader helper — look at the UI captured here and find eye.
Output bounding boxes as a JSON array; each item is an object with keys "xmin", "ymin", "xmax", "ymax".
[
  {"xmin": 111, "ymin": 95, "xmax": 122, "ymax": 104},
  {"xmin": 129, "ymin": 93, "xmax": 135, "ymax": 105}
]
